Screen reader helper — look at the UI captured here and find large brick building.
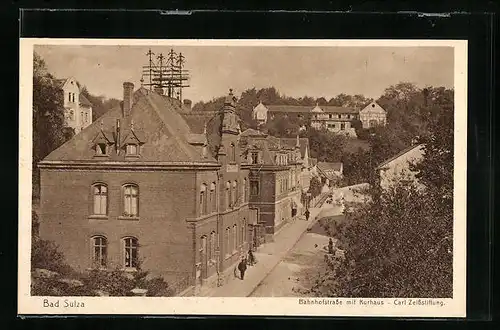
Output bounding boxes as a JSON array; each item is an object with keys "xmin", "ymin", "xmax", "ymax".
[{"xmin": 38, "ymin": 82, "xmax": 312, "ymax": 294}]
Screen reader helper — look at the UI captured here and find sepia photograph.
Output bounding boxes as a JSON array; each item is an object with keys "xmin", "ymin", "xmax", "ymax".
[{"xmin": 19, "ymin": 39, "xmax": 467, "ymax": 316}]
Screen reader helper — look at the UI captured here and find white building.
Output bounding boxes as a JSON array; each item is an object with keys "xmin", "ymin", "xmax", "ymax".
[
  {"xmin": 252, "ymin": 101, "xmax": 269, "ymax": 125},
  {"xmin": 55, "ymin": 77, "xmax": 93, "ymax": 134},
  {"xmin": 359, "ymin": 102, "xmax": 387, "ymax": 129},
  {"xmin": 376, "ymin": 144, "xmax": 425, "ymax": 190}
]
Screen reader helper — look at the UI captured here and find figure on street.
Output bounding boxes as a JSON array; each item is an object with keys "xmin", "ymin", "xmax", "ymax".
[
  {"xmin": 238, "ymin": 257, "xmax": 247, "ymax": 280},
  {"xmin": 247, "ymin": 249, "xmax": 255, "ymax": 266},
  {"xmin": 305, "ymin": 209, "xmax": 310, "ymax": 221},
  {"xmin": 328, "ymin": 237, "xmax": 334, "ymax": 254}
]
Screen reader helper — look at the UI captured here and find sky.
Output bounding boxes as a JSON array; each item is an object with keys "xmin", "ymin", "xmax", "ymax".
[{"xmin": 34, "ymin": 45, "xmax": 454, "ymax": 104}]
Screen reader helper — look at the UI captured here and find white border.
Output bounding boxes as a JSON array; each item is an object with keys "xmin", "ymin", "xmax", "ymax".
[{"xmin": 18, "ymin": 39, "xmax": 467, "ymax": 317}]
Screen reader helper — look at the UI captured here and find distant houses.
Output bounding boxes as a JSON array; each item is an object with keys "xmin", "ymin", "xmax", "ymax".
[
  {"xmin": 55, "ymin": 77, "xmax": 93, "ymax": 134},
  {"xmin": 316, "ymin": 162, "xmax": 344, "ymax": 187},
  {"xmin": 359, "ymin": 102, "xmax": 387, "ymax": 129},
  {"xmin": 252, "ymin": 101, "xmax": 387, "ymax": 137},
  {"xmin": 376, "ymin": 144, "xmax": 425, "ymax": 190}
]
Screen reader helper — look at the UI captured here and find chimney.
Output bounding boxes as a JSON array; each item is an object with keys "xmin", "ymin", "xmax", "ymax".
[
  {"xmin": 123, "ymin": 82, "xmax": 134, "ymax": 118},
  {"xmin": 183, "ymin": 99, "xmax": 192, "ymax": 110},
  {"xmin": 116, "ymin": 119, "xmax": 121, "ymax": 154}
]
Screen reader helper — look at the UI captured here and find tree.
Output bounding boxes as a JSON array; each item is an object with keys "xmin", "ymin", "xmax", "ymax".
[
  {"xmin": 307, "ymin": 180, "xmax": 452, "ymax": 298},
  {"xmin": 32, "ymin": 52, "xmax": 71, "ymax": 202},
  {"xmin": 306, "ymin": 88, "xmax": 454, "ymax": 298},
  {"xmin": 306, "ymin": 127, "xmax": 347, "ymax": 162}
]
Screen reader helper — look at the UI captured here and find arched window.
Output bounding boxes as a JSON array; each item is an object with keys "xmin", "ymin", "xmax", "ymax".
[
  {"xmin": 210, "ymin": 183, "xmax": 216, "ymax": 212},
  {"xmin": 91, "ymin": 236, "xmax": 107, "ymax": 268},
  {"xmin": 92, "ymin": 184, "xmax": 107, "ymax": 215},
  {"xmin": 123, "ymin": 184, "xmax": 139, "ymax": 217},
  {"xmin": 230, "ymin": 143, "xmax": 236, "ymax": 162},
  {"xmin": 209, "ymin": 231, "xmax": 216, "ymax": 262},
  {"xmin": 123, "ymin": 237, "xmax": 138, "ymax": 269},
  {"xmin": 232, "ymin": 181, "xmax": 237, "ymax": 206},
  {"xmin": 225, "ymin": 227, "xmax": 230, "ymax": 257},
  {"xmin": 226, "ymin": 181, "xmax": 231, "ymax": 209},
  {"xmin": 243, "ymin": 178, "xmax": 247, "ymax": 202},
  {"xmin": 200, "ymin": 184, "xmax": 207, "ymax": 216},
  {"xmin": 240, "ymin": 218, "xmax": 246, "ymax": 244},
  {"xmin": 200, "ymin": 235, "xmax": 207, "ymax": 261},
  {"xmin": 233, "ymin": 224, "xmax": 238, "ymax": 251}
]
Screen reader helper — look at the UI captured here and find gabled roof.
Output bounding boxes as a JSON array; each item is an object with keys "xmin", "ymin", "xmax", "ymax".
[
  {"xmin": 267, "ymin": 105, "xmax": 314, "ymax": 113},
  {"xmin": 320, "ymin": 106, "xmax": 358, "ymax": 114},
  {"xmin": 317, "ymin": 162, "xmax": 343, "ymax": 172},
  {"xmin": 79, "ymin": 94, "xmax": 92, "ymax": 107},
  {"xmin": 376, "ymin": 144, "xmax": 424, "ymax": 170},
  {"xmin": 42, "ymin": 90, "xmax": 217, "ymax": 164},
  {"xmin": 265, "ymin": 104, "xmax": 358, "ymax": 114},
  {"xmin": 360, "ymin": 101, "xmax": 386, "ymax": 113}
]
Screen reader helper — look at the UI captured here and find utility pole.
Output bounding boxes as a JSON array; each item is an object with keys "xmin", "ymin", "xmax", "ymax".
[{"xmin": 146, "ymin": 49, "xmax": 154, "ymax": 90}]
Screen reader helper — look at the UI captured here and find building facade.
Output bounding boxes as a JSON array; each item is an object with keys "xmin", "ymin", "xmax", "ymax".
[
  {"xmin": 376, "ymin": 144, "xmax": 425, "ymax": 190},
  {"xmin": 55, "ymin": 77, "xmax": 93, "ymax": 134},
  {"xmin": 38, "ymin": 83, "xmax": 314, "ymax": 295},
  {"xmin": 359, "ymin": 101, "xmax": 387, "ymax": 129},
  {"xmin": 39, "ymin": 84, "xmax": 252, "ymax": 294},
  {"xmin": 252, "ymin": 103, "xmax": 359, "ymax": 136}
]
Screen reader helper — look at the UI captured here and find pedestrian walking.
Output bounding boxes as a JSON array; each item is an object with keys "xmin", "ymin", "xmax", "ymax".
[
  {"xmin": 328, "ymin": 237, "xmax": 334, "ymax": 254},
  {"xmin": 305, "ymin": 209, "xmax": 310, "ymax": 221},
  {"xmin": 237, "ymin": 257, "xmax": 247, "ymax": 280},
  {"xmin": 247, "ymin": 249, "xmax": 255, "ymax": 266}
]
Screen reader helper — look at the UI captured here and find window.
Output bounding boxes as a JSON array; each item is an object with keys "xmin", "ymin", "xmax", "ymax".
[
  {"xmin": 347, "ymin": 114, "xmax": 351, "ymax": 119},
  {"xmin": 329, "ymin": 114, "xmax": 332, "ymax": 119},
  {"xmin": 230, "ymin": 143, "xmax": 236, "ymax": 162},
  {"xmin": 92, "ymin": 184, "xmax": 108, "ymax": 215},
  {"xmin": 240, "ymin": 218, "xmax": 246, "ymax": 244},
  {"xmin": 72, "ymin": 93, "xmax": 75, "ymax": 103},
  {"xmin": 200, "ymin": 235, "xmax": 207, "ymax": 261},
  {"xmin": 251, "ymin": 152, "xmax": 258, "ymax": 164},
  {"xmin": 91, "ymin": 236, "xmax": 107, "ymax": 268},
  {"xmin": 96, "ymin": 143, "xmax": 107, "ymax": 155},
  {"xmin": 340, "ymin": 123, "xmax": 346, "ymax": 130},
  {"xmin": 225, "ymin": 227, "xmax": 230, "ymax": 256},
  {"xmin": 210, "ymin": 183, "xmax": 216, "ymax": 212},
  {"xmin": 85, "ymin": 112, "xmax": 88, "ymax": 122},
  {"xmin": 232, "ymin": 181, "xmax": 237, "ymax": 206},
  {"xmin": 210, "ymin": 231, "xmax": 216, "ymax": 261},
  {"xmin": 126, "ymin": 144, "xmax": 138, "ymax": 155},
  {"xmin": 200, "ymin": 184, "xmax": 207, "ymax": 216},
  {"xmin": 233, "ymin": 225, "xmax": 237, "ymax": 251},
  {"xmin": 123, "ymin": 184, "xmax": 139, "ymax": 217},
  {"xmin": 81, "ymin": 111, "xmax": 84, "ymax": 121},
  {"xmin": 338, "ymin": 114, "xmax": 341, "ymax": 119},
  {"xmin": 250, "ymin": 180, "xmax": 259, "ymax": 196},
  {"xmin": 123, "ymin": 237, "xmax": 138, "ymax": 269},
  {"xmin": 226, "ymin": 181, "xmax": 231, "ymax": 209},
  {"xmin": 68, "ymin": 93, "xmax": 71, "ymax": 102},
  {"xmin": 243, "ymin": 178, "xmax": 247, "ymax": 202}
]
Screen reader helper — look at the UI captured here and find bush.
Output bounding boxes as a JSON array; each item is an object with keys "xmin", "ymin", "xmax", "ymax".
[{"xmin": 31, "ymin": 239, "xmax": 73, "ymax": 276}]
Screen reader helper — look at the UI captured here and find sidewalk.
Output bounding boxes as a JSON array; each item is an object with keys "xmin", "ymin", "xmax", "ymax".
[{"xmin": 203, "ymin": 200, "xmax": 327, "ymax": 297}]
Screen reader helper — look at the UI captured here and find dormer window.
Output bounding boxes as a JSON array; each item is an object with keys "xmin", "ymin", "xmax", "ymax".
[
  {"xmin": 96, "ymin": 143, "xmax": 107, "ymax": 155},
  {"xmin": 126, "ymin": 144, "xmax": 138, "ymax": 155}
]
